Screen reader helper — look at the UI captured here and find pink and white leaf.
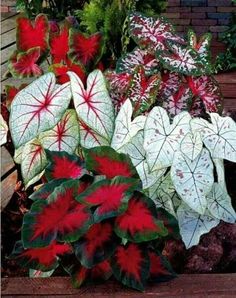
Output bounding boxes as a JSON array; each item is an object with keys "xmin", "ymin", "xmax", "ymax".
[
  {"xmin": 39, "ymin": 109, "xmax": 79, "ymax": 154},
  {"xmin": 159, "ymin": 72, "xmax": 181, "ymax": 99},
  {"xmin": 180, "ymin": 132, "xmax": 203, "ymax": 161},
  {"xmin": 9, "ymin": 73, "xmax": 71, "ymax": 148}
]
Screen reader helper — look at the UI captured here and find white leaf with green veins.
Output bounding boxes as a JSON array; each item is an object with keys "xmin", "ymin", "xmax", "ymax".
[
  {"xmin": 29, "ymin": 269, "xmax": 55, "ymax": 278},
  {"xmin": 213, "ymin": 158, "xmax": 227, "ymax": 192},
  {"xmin": 177, "ymin": 203, "xmax": 220, "ymax": 248},
  {"xmin": 0, "ymin": 114, "xmax": 8, "ymax": 146},
  {"xmin": 180, "ymin": 131, "xmax": 203, "ymax": 161},
  {"xmin": 191, "ymin": 113, "xmax": 236, "ymax": 162},
  {"xmin": 144, "ymin": 107, "xmax": 191, "ymax": 171},
  {"xmin": 39, "ymin": 109, "xmax": 79, "ymax": 154},
  {"xmin": 171, "ymin": 148, "xmax": 214, "ymax": 214},
  {"xmin": 207, "ymin": 183, "xmax": 236, "ymax": 223}
]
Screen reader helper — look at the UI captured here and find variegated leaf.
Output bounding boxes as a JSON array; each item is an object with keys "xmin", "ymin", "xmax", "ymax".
[
  {"xmin": 177, "ymin": 203, "xmax": 220, "ymax": 248},
  {"xmin": 68, "ymin": 70, "xmax": 115, "ymax": 142},
  {"xmin": 144, "ymin": 107, "xmax": 191, "ymax": 171},
  {"xmin": 39, "ymin": 110, "xmax": 79, "ymax": 154},
  {"xmin": 191, "ymin": 113, "xmax": 236, "ymax": 162},
  {"xmin": 213, "ymin": 159, "xmax": 227, "ymax": 192},
  {"xmin": 21, "ymin": 139, "xmax": 47, "ymax": 187},
  {"xmin": 0, "ymin": 114, "xmax": 8, "ymax": 146},
  {"xmin": 171, "ymin": 149, "xmax": 214, "ymax": 214},
  {"xmin": 159, "ymin": 72, "xmax": 181, "ymax": 99},
  {"xmin": 129, "ymin": 12, "xmax": 184, "ymax": 51},
  {"xmin": 9, "ymin": 73, "xmax": 71, "ymax": 148},
  {"xmin": 207, "ymin": 183, "xmax": 236, "ymax": 223},
  {"xmin": 29, "ymin": 269, "xmax": 55, "ymax": 278},
  {"xmin": 180, "ymin": 132, "xmax": 203, "ymax": 161},
  {"xmin": 116, "ymin": 47, "xmax": 159, "ymax": 75}
]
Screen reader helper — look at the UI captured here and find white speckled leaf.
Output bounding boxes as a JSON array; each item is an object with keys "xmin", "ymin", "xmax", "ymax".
[
  {"xmin": 0, "ymin": 114, "xmax": 8, "ymax": 146},
  {"xmin": 180, "ymin": 131, "xmax": 203, "ymax": 161},
  {"xmin": 213, "ymin": 159, "xmax": 227, "ymax": 192}
]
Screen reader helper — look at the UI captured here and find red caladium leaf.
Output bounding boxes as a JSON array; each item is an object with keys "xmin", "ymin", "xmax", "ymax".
[
  {"xmin": 69, "ymin": 30, "xmax": 103, "ymax": 66},
  {"xmin": 162, "ymin": 84, "xmax": 192, "ymax": 118},
  {"xmin": 12, "ymin": 240, "xmax": 71, "ymax": 271},
  {"xmin": 76, "ymin": 176, "xmax": 140, "ymax": 222},
  {"xmin": 111, "ymin": 243, "xmax": 150, "ymax": 291},
  {"xmin": 116, "ymin": 48, "xmax": 159, "ymax": 75},
  {"xmin": 22, "ymin": 180, "xmax": 92, "ymax": 248},
  {"xmin": 83, "ymin": 146, "xmax": 138, "ymax": 179},
  {"xmin": 5, "ymin": 84, "xmax": 27, "ymax": 109},
  {"xmin": 148, "ymin": 250, "xmax": 176, "ymax": 283},
  {"xmin": 16, "ymin": 14, "xmax": 49, "ymax": 54},
  {"xmin": 187, "ymin": 76, "xmax": 223, "ymax": 113},
  {"xmin": 74, "ymin": 222, "xmax": 119, "ymax": 268},
  {"xmin": 127, "ymin": 66, "xmax": 160, "ymax": 116},
  {"xmin": 45, "ymin": 150, "xmax": 86, "ymax": 181},
  {"xmin": 156, "ymin": 208, "xmax": 180, "ymax": 239},
  {"xmin": 129, "ymin": 12, "xmax": 185, "ymax": 52},
  {"xmin": 50, "ymin": 26, "xmax": 69, "ymax": 64},
  {"xmin": 159, "ymin": 72, "xmax": 181, "ymax": 99},
  {"xmin": 115, "ymin": 192, "xmax": 168, "ymax": 243},
  {"xmin": 8, "ymin": 47, "xmax": 43, "ymax": 78}
]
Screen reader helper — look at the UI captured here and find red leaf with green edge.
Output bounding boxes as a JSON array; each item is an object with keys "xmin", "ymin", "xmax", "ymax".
[
  {"xmin": 50, "ymin": 26, "xmax": 69, "ymax": 64},
  {"xmin": 74, "ymin": 222, "xmax": 119, "ymax": 268},
  {"xmin": 76, "ymin": 176, "xmax": 140, "ymax": 223},
  {"xmin": 156, "ymin": 208, "xmax": 180, "ymax": 239},
  {"xmin": 45, "ymin": 150, "xmax": 86, "ymax": 181},
  {"xmin": 127, "ymin": 66, "xmax": 160, "ymax": 116},
  {"xmin": 8, "ymin": 47, "xmax": 43, "ymax": 78},
  {"xmin": 115, "ymin": 192, "xmax": 168, "ymax": 243},
  {"xmin": 11, "ymin": 240, "xmax": 71, "ymax": 271},
  {"xmin": 148, "ymin": 250, "xmax": 176, "ymax": 283},
  {"xmin": 16, "ymin": 14, "xmax": 49, "ymax": 54},
  {"xmin": 162, "ymin": 84, "xmax": 192, "ymax": 118},
  {"xmin": 69, "ymin": 30, "xmax": 103, "ymax": 66},
  {"xmin": 22, "ymin": 179, "xmax": 92, "ymax": 248},
  {"xmin": 111, "ymin": 243, "xmax": 150, "ymax": 291},
  {"xmin": 83, "ymin": 146, "xmax": 138, "ymax": 179},
  {"xmin": 187, "ymin": 76, "xmax": 223, "ymax": 113},
  {"xmin": 9, "ymin": 73, "xmax": 71, "ymax": 148},
  {"xmin": 129, "ymin": 12, "xmax": 185, "ymax": 52},
  {"xmin": 116, "ymin": 48, "xmax": 159, "ymax": 75}
]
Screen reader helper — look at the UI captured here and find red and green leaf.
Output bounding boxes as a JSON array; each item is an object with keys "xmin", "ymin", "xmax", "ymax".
[
  {"xmin": 156, "ymin": 208, "xmax": 180, "ymax": 239},
  {"xmin": 45, "ymin": 150, "xmax": 86, "ymax": 181},
  {"xmin": 115, "ymin": 192, "xmax": 168, "ymax": 243},
  {"xmin": 69, "ymin": 30, "xmax": 103, "ymax": 67},
  {"xmin": 29, "ymin": 179, "xmax": 66, "ymax": 201},
  {"xmin": 5, "ymin": 84, "xmax": 27, "ymax": 109},
  {"xmin": 83, "ymin": 146, "xmax": 138, "ymax": 179},
  {"xmin": 11, "ymin": 240, "xmax": 71, "ymax": 271},
  {"xmin": 129, "ymin": 12, "xmax": 184, "ymax": 52},
  {"xmin": 127, "ymin": 66, "xmax": 160, "ymax": 116},
  {"xmin": 159, "ymin": 72, "xmax": 181, "ymax": 99},
  {"xmin": 8, "ymin": 47, "xmax": 43, "ymax": 78},
  {"xmin": 111, "ymin": 243, "xmax": 150, "ymax": 291},
  {"xmin": 74, "ymin": 222, "xmax": 119, "ymax": 268},
  {"xmin": 76, "ymin": 176, "xmax": 140, "ymax": 223},
  {"xmin": 16, "ymin": 14, "xmax": 49, "ymax": 54},
  {"xmin": 50, "ymin": 26, "xmax": 69, "ymax": 64},
  {"xmin": 22, "ymin": 179, "xmax": 92, "ymax": 248}
]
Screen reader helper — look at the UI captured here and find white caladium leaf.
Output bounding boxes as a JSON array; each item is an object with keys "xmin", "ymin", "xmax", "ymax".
[
  {"xmin": 111, "ymin": 99, "xmax": 146, "ymax": 150},
  {"xmin": 68, "ymin": 70, "xmax": 115, "ymax": 142},
  {"xmin": 191, "ymin": 113, "xmax": 236, "ymax": 162},
  {"xmin": 159, "ymin": 72, "xmax": 181, "ymax": 99},
  {"xmin": 39, "ymin": 109, "xmax": 79, "ymax": 154},
  {"xmin": 116, "ymin": 47, "xmax": 159, "ymax": 75},
  {"xmin": 180, "ymin": 131, "xmax": 203, "ymax": 161},
  {"xmin": 162, "ymin": 85, "xmax": 192, "ymax": 118},
  {"xmin": 129, "ymin": 12, "xmax": 184, "ymax": 51},
  {"xmin": 187, "ymin": 76, "xmax": 223, "ymax": 113},
  {"xmin": 79, "ymin": 119, "xmax": 109, "ymax": 149},
  {"xmin": 207, "ymin": 183, "xmax": 236, "ymax": 223},
  {"xmin": 213, "ymin": 159, "xmax": 227, "ymax": 192},
  {"xmin": 14, "ymin": 146, "xmax": 24, "ymax": 164},
  {"xmin": 157, "ymin": 42, "xmax": 206, "ymax": 76},
  {"xmin": 148, "ymin": 172, "xmax": 179, "ymax": 217},
  {"xmin": 9, "ymin": 73, "xmax": 71, "ymax": 148},
  {"xmin": 29, "ymin": 269, "xmax": 55, "ymax": 278},
  {"xmin": 144, "ymin": 107, "xmax": 191, "ymax": 171},
  {"xmin": 21, "ymin": 139, "xmax": 47, "ymax": 186},
  {"xmin": 177, "ymin": 203, "xmax": 220, "ymax": 248},
  {"xmin": 127, "ymin": 66, "xmax": 160, "ymax": 116},
  {"xmin": 171, "ymin": 148, "xmax": 214, "ymax": 214},
  {"xmin": 0, "ymin": 114, "xmax": 8, "ymax": 146}
]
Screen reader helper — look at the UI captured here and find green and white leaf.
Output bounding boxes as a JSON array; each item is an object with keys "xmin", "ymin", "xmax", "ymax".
[
  {"xmin": 180, "ymin": 131, "xmax": 202, "ymax": 161},
  {"xmin": 0, "ymin": 114, "xmax": 8, "ymax": 146},
  {"xmin": 29, "ymin": 269, "xmax": 55, "ymax": 278}
]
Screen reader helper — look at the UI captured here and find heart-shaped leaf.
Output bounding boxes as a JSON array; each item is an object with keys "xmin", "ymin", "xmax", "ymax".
[
  {"xmin": 9, "ymin": 73, "xmax": 71, "ymax": 148},
  {"xmin": 39, "ymin": 109, "xmax": 79, "ymax": 154},
  {"xmin": 68, "ymin": 70, "xmax": 114, "ymax": 142},
  {"xmin": 171, "ymin": 149, "xmax": 214, "ymax": 214},
  {"xmin": 0, "ymin": 114, "xmax": 8, "ymax": 146},
  {"xmin": 76, "ymin": 176, "xmax": 139, "ymax": 223},
  {"xmin": 111, "ymin": 243, "xmax": 149, "ymax": 291},
  {"xmin": 180, "ymin": 131, "xmax": 203, "ymax": 161},
  {"xmin": 191, "ymin": 113, "xmax": 236, "ymax": 162},
  {"xmin": 144, "ymin": 107, "xmax": 191, "ymax": 171},
  {"xmin": 50, "ymin": 26, "xmax": 69, "ymax": 64},
  {"xmin": 156, "ymin": 208, "xmax": 180, "ymax": 238},
  {"xmin": 115, "ymin": 192, "xmax": 168, "ymax": 243},
  {"xmin": 29, "ymin": 179, "xmax": 66, "ymax": 201}
]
